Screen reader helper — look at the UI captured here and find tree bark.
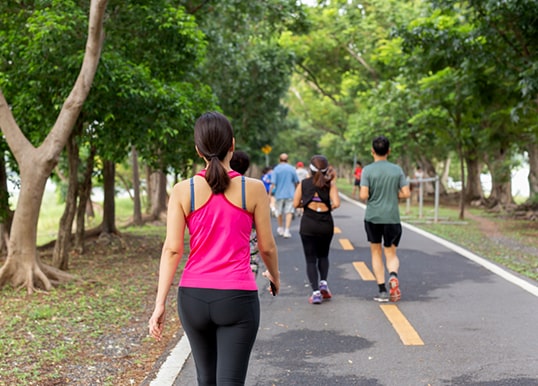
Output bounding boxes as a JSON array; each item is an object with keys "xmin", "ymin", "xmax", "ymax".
[
  {"xmin": 75, "ymin": 145, "xmax": 96, "ymax": 252},
  {"xmin": 145, "ymin": 165, "xmax": 152, "ymax": 214},
  {"xmin": 485, "ymin": 145, "xmax": 515, "ymax": 209},
  {"xmin": 527, "ymin": 141, "xmax": 538, "ymax": 200},
  {"xmin": 418, "ymin": 155, "xmax": 445, "ymax": 195},
  {"xmin": 0, "ymin": 0, "xmax": 108, "ymax": 293},
  {"xmin": 131, "ymin": 146, "xmax": 143, "ymax": 225},
  {"xmin": 52, "ymin": 130, "xmax": 80, "ymax": 270},
  {"xmin": 464, "ymin": 156, "xmax": 484, "ymax": 203},
  {"xmin": 0, "ymin": 155, "xmax": 13, "ymax": 255},
  {"xmin": 148, "ymin": 170, "xmax": 168, "ymax": 221},
  {"xmin": 101, "ymin": 160, "xmax": 118, "ymax": 234}
]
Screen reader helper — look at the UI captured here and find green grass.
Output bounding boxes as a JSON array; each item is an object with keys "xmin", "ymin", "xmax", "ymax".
[
  {"xmin": 37, "ymin": 193, "xmax": 137, "ymax": 245},
  {"xmin": 1, "ymin": 193, "xmax": 170, "ymax": 385}
]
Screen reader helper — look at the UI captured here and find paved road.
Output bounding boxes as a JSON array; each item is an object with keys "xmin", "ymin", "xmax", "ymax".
[{"xmin": 150, "ymin": 196, "xmax": 538, "ymax": 386}]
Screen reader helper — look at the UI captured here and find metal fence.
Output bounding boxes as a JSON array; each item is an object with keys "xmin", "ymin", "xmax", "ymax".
[{"xmin": 406, "ymin": 176, "xmax": 440, "ymax": 222}]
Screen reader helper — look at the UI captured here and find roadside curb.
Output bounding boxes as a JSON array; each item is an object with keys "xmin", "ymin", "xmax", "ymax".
[{"xmin": 148, "ymin": 334, "xmax": 191, "ymax": 386}]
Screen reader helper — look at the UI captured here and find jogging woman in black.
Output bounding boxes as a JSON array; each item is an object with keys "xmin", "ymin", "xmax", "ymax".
[{"xmin": 293, "ymin": 155, "xmax": 340, "ymax": 304}]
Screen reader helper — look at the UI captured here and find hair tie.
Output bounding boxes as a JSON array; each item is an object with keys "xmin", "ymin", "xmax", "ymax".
[{"xmin": 310, "ymin": 164, "xmax": 327, "ymax": 173}]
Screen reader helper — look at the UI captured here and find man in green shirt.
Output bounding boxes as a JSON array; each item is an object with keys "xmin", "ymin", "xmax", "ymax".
[{"xmin": 359, "ymin": 136, "xmax": 410, "ymax": 302}]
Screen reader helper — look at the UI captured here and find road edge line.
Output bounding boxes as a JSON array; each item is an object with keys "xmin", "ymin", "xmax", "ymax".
[
  {"xmin": 340, "ymin": 193, "xmax": 538, "ymax": 297},
  {"xmin": 402, "ymin": 221, "xmax": 538, "ymax": 297},
  {"xmin": 150, "ymin": 334, "xmax": 191, "ymax": 386}
]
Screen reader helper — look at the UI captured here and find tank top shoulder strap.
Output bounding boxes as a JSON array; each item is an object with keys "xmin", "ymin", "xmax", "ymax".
[
  {"xmin": 190, "ymin": 171, "xmax": 246, "ymax": 210},
  {"xmin": 241, "ymin": 176, "xmax": 246, "ymax": 210},
  {"xmin": 190, "ymin": 177, "xmax": 195, "ymax": 212}
]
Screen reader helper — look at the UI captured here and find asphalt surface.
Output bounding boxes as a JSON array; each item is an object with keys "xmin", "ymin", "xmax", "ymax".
[{"xmin": 150, "ymin": 196, "xmax": 538, "ymax": 386}]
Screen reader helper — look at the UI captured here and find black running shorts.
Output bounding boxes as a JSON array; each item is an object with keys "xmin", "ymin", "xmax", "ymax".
[{"xmin": 364, "ymin": 221, "xmax": 402, "ymax": 247}]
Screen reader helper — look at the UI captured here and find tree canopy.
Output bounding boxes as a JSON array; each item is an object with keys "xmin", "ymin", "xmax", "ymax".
[{"xmin": 0, "ymin": 0, "xmax": 536, "ymax": 293}]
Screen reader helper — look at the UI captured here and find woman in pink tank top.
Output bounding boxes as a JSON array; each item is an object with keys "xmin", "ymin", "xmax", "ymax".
[{"xmin": 148, "ymin": 112, "xmax": 280, "ymax": 386}]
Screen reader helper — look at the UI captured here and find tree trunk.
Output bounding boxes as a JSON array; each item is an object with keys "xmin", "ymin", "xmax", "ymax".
[
  {"xmin": 131, "ymin": 146, "xmax": 143, "ymax": 225},
  {"xmin": 101, "ymin": 160, "xmax": 118, "ymax": 234},
  {"xmin": 485, "ymin": 146, "xmax": 514, "ymax": 209},
  {"xmin": 0, "ymin": 162, "xmax": 72, "ymax": 291},
  {"xmin": 0, "ymin": 154, "xmax": 13, "ymax": 255},
  {"xmin": 464, "ymin": 156, "xmax": 484, "ymax": 203},
  {"xmin": 527, "ymin": 142, "xmax": 538, "ymax": 200},
  {"xmin": 418, "ymin": 155, "xmax": 444, "ymax": 195},
  {"xmin": 145, "ymin": 165, "xmax": 152, "ymax": 214},
  {"xmin": 75, "ymin": 145, "xmax": 96, "ymax": 252},
  {"xmin": 0, "ymin": 0, "xmax": 108, "ymax": 293},
  {"xmin": 149, "ymin": 169, "xmax": 168, "ymax": 221},
  {"xmin": 52, "ymin": 130, "xmax": 80, "ymax": 270},
  {"xmin": 457, "ymin": 145, "xmax": 465, "ymax": 220}
]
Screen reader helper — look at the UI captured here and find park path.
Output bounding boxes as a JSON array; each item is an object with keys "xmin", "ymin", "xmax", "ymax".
[{"xmin": 149, "ymin": 196, "xmax": 538, "ymax": 386}]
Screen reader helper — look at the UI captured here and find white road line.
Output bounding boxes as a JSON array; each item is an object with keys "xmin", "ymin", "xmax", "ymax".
[
  {"xmin": 340, "ymin": 193, "xmax": 538, "ymax": 297},
  {"xmin": 153, "ymin": 195, "xmax": 538, "ymax": 384},
  {"xmin": 402, "ymin": 221, "xmax": 538, "ymax": 297},
  {"xmin": 150, "ymin": 335, "xmax": 191, "ymax": 386}
]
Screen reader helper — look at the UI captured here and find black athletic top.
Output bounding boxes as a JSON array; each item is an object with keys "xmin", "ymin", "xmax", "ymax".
[{"xmin": 299, "ymin": 178, "xmax": 334, "ymax": 236}]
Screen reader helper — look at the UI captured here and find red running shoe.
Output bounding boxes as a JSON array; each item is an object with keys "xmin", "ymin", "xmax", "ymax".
[
  {"xmin": 389, "ymin": 276, "xmax": 401, "ymax": 302},
  {"xmin": 319, "ymin": 281, "xmax": 332, "ymax": 300}
]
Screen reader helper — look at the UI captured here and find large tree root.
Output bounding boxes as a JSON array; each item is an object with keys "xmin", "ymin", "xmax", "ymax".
[{"xmin": 0, "ymin": 256, "xmax": 77, "ymax": 295}]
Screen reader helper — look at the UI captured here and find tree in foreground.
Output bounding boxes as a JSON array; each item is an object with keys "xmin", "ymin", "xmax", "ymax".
[{"xmin": 0, "ymin": 0, "xmax": 108, "ymax": 293}]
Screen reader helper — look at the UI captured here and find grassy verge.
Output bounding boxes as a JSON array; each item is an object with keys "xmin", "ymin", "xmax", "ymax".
[{"xmin": 0, "ymin": 195, "xmax": 181, "ymax": 385}]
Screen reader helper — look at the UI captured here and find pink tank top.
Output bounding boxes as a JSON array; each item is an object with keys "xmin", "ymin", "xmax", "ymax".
[{"xmin": 179, "ymin": 170, "xmax": 257, "ymax": 290}]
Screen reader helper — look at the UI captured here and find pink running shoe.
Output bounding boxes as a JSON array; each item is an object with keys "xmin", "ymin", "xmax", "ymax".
[{"xmin": 389, "ymin": 276, "xmax": 401, "ymax": 302}]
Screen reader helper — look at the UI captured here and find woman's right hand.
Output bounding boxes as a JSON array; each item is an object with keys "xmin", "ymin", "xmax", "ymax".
[
  {"xmin": 148, "ymin": 304, "xmax": 166, "ymax": 341},
  {"xmin": 262, "ymin": 271, "xmax": 280, "ymax": 295}
]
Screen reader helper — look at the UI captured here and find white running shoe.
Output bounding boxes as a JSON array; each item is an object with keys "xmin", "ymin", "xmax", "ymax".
[
  {"xmin": 283, "ymin": 229, "xmax": 291, "ymax": 238},
  {"xmin": 277, "ymin": 227, "xmax": 284, "ymax": 236}
]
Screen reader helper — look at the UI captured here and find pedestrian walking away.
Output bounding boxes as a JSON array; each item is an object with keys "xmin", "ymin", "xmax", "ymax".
[
  {"xmin": 148, "ymin": 112, "xmax": 280, "ymax": 386},
  {"xmin": 231, "ymin": 150, "xmax": 260, "ymax": 277},
  {"xmin": 293, "ymin": 155, "xmax": 340, "ymax": 304},
  {"xmin": 351, "ymin": 161, "xmax": 362, "ymax": 199},
  {"xmin": 271, "ymin": 153, "xmax": 299, "ymax": 238},
  {"xmin": 261, "ymin": 166, "xmax": 275, "ymax": 215},
  {"xmin": 295, "ymin": 161, "xmax": 309, "ymax": 216},
  {"xmin": 359, "ymin": 135, "xmax": 410, "ymax": 303}
]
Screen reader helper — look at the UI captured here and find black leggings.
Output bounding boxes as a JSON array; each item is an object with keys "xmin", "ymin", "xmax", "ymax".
[
  {"xmin": 300, "ymin": 234, "xmax": 333, "ymax": 291},
  {"xmin": 177, "ymin": 287, "xmax": 260, "ymax": 386}
]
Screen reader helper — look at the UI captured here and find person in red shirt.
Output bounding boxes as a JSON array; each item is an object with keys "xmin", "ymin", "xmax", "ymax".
[{"xmin": 352, "ymin": 161, "xmax": 362, "ymax": 199}]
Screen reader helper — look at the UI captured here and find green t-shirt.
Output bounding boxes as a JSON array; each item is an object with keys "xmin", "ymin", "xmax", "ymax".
[{"xmin": 361, "ymin": 160, "xmax": 408, "ymax": 224}]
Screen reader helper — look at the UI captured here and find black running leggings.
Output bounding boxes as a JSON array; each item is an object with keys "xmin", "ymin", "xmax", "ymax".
[
  {"xmin": 300, "ymin": 234, "xmax": 332, "ymax": 291},
  {"xmin": 177, "ymin": 287, "xmax": 260, "ymax": 386}
]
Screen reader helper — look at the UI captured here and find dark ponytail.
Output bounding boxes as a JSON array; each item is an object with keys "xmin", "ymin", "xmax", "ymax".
[
  {"xmin": 194, "ymin": 112, "xmax": 234, "ymax": 194},
  {"xmin": 309, "ymin": 155, "xmax": 332, "ymax": 189}
]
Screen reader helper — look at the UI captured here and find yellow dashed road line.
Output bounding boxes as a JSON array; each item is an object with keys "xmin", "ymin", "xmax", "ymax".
[
  {"xmin": 351, "ymin": 260, "xmax": 424, "ymax": 346},
  {"xmin": 380, "ymin": 304, "xmax": 424, "ymax": 346},
  {"xmin": 339, "ymin": 238, "xmax": 354, "ymax": 250},
  {"xmin": 352, "ymin": 261, "xmax": 376, "ymax": 281}
]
